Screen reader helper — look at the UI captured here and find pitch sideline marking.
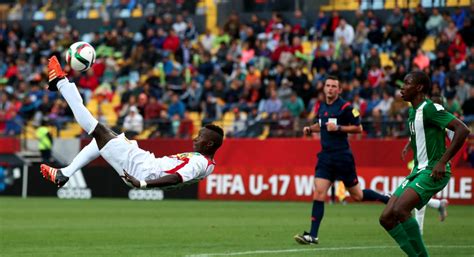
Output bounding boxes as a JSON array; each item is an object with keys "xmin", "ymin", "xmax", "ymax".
[{"xmin": 186, "ymin": 245, "xmax": 474, "ymax": 257}]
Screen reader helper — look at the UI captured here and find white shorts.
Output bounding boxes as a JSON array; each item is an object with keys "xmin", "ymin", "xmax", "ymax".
[{"xmin": 99, "ymin": 133, "xmax": 156, "ymax": 183}]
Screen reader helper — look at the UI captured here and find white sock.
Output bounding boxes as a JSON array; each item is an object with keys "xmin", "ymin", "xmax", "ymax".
[
  {"xmin": 61, "ymin": 139, "xmax": 100, "ymax": 177},
  {"xmin": 415, "ymin": 206, "xmax": 426, "ymax": 235},
  {"xmin": 57, "ymin": 78, "xmax": 98, "ymax": 134},
  {"xmin": 427, "ymin": 198, "xmax": 441, "ymax": 209}
]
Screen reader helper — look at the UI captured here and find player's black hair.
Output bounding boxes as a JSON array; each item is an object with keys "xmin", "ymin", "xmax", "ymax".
[
  {"xmin": 204, "ymin": 124, "xmax": 224, "ymax": 152},
  {"xmin": 204, "ymin": 124, "xmax": 223, "ymax": 137},
  {"xmin": 409, "ymin": 71, "xmax": 431, "ymax": 94}
]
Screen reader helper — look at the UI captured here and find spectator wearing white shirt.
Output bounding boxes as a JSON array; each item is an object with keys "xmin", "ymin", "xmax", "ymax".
[
  {"xmin": 123, "ymin": 106, "xmax": 144, "ymax": 138},
  {"xmin": 172, "ymin": 14, "xmax": 187, "ymax": 39},
  {"xmin": 334, "ymin": 19, "xmax": 354, "ymax": 46}
]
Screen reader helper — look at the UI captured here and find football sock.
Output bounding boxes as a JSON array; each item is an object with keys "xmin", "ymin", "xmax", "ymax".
[
  {"xmin": 426, "ymin": 198, "xmax": 440, "ymax": 209},
  {"xmin": 61, "ymin": 139, "xmax": 100, "ymax": 177},
  {"xmin": 362, "ymin": 189, "xmax": 390, "ymax": 204},
  {"xmin": 388, "ymin": 223, "xmax": 418, "ymax": 257},
  {"xmin": 415, "ymin": 206, "xmax": 426, "ymax": 235},
  {"xmin": 57, "ymin": 78, "xmax": 98, "ymax": 134},
  {"xmin": 309, "ymin": 200, "xmax": 324, "ymax": 238},
  {"xmin": 402, "ymin": 217, "xmax": 429, "ymax": 257}
]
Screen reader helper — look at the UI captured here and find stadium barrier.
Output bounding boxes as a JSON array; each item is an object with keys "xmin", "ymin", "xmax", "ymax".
[{"xmin": 1, "ymin": 138, "xmax": 471, "ymax": 204}]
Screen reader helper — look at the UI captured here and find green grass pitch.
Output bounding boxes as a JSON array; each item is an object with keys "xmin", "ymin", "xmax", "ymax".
[{"xmin": 1, "ymin": 197, "xmax": 473, "ymax": 257}]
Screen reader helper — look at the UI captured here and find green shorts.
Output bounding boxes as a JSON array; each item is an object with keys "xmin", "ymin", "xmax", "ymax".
[{"xmin": 393, "ymin": 169, "xmax": 450, "ymax": 210}]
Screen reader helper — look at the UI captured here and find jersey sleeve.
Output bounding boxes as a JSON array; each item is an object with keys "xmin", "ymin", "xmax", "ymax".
[
  {"xmin": 424, "ymin": 102, "xmax": 455, "ymax": 129},
  {"xmin": 341, "ymin": 105, "xmax": 361, "ymax": 126}
]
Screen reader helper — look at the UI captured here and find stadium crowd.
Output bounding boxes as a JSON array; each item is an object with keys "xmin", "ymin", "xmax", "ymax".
[{"xmin": 1, "ymin": 2, "xmax": 474, "ymax": 142}]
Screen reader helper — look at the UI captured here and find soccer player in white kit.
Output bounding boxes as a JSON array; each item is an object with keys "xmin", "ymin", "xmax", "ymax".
[{"xmin": 40, "ymin": 56, "xmax": 223, "ymax": 190}]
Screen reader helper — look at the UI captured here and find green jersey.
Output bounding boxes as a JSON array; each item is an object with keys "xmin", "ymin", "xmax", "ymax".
[{"xmin": 407, "ymin": 99, "xmax": 455, "ymax": 173}]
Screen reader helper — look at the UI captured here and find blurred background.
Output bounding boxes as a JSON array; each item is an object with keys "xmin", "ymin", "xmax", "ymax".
[{"xmin": 0, "ymin": 0, "xmax": 472, "ymax": 202}]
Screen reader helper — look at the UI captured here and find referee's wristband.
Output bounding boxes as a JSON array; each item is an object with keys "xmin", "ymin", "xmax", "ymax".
[
  {"xmin": 139, "ymin": 180, "xmax": 147, "ymax": 189},
  {"xmin": 337, "ymin": 125, "xmax": 342, "ymax": 132}
]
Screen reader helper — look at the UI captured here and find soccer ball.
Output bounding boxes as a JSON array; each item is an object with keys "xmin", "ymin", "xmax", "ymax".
[{"xmin": 66, "ymin": 42, "xmax": 96, "ymax": 72}]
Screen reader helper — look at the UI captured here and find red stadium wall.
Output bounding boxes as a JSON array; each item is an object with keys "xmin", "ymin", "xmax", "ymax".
[
  {"xmin": 83, "ymin": 138, "xmax": 472, "ymax": 204},
  {"xmin": 0, "ymin": 138, "xmax": 20, "ymax": 153},
  {"xmin": 198, "ymin": 139, "xmax": 472, "ymax": 204}
]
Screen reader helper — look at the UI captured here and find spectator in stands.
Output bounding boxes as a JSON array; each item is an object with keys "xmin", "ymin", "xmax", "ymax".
[
  {"xmin": 444, "ymin": 21, "xmax": 458, "ymax": 41},
  {"xmin": 448, "ymin": 34, "xmax": 467, "ymax": 69},
  {"xmin": 426, "ymin": 8, "xmax": 444, "ymax": 34},
  {"xmin": 176, "ymin": 111, "xmax": 194, "ymax": 139},
  {"xmin": 446, "ymin": 94, "xmax": 462, "ymax": 117},
  {"xmin": 451, "ymin": 7, "xmax": 466, "ymax": 29},
  {"xmin": 168, "ymin": 93, "xmax": 186, "ymax": 119},
  {"xmin": 334, "ymin": 19, "xmax": 354, "ymax": 46},
  {"xmin": 455, "ymin": 78, "xmax": 470, "ymax": 105},
  {"xmin": 413, "ymin": 49, "xmax": 430, "ymax": 70},
  {"xmin": 462, "ymin": 87, "xmax": 474, "ymax": 123},
  {"xmin": 353, "ymin": 21, "xmax": 369, "ymax": 53},
  {"xmin": 260, "ymin": 89, "xmax": 282, "ymax": 115},
  {"xmin": 78, "ymin": 69, "xmax": 99, "ymax": 104},
  {"xmin": 459, "ymin": 19, "xmax": 474, "ymax": 47},
  {"xmin": 285, "ymin": 92, "xmax": 305, "ymax": 118},
  {"xmin": 123, "ymin": 106, "xmax": 143, "ymax": 138},
  {"xmin": 372, "ymin": 91, "xmax": 393, "ymax": 137},
  {"xmin": 387, "ymin": 7, "xmax": 403, "ymax": 27},
  {"xmin": 4, "ymin": 110, "xmax": 23, "ymax": 136},
  {"xmin": 202, "ymin": 93, "xmax": 221, "ymax": 124},
  {"xmin": 144, "ymin": 95, "xmax": 164, "ymax": 123}
]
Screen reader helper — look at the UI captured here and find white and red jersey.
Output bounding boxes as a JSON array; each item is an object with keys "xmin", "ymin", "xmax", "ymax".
[
  {"xmin": 144, "ymin": 152, "xmax": 216, "ymax": 190},
  {"xmin": 99, "ymin": 134, "xmax": 215, "ymax": 190}
]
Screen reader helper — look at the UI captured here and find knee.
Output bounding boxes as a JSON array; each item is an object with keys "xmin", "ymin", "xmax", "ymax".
[
  {"xmin": 379, "ymin": 211, "xmax": 395, "ymax": 229},
  {"xmin": 313, "ymin": 189, "xmax": 327, "ymax": 201}
]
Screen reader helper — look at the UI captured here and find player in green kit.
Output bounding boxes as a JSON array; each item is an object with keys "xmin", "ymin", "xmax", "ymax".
[{"xmin": 379, "ymin": 71, "xmax": 470, "ymax": 257}]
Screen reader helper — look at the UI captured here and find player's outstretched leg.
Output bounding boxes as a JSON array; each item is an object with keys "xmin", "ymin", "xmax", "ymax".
[
  {"xmin": 40, "ymin": 164, "xmax": 69, "ymax": 187},
  {"xmin": 361, "ymin": 189, "xmax": 390, "ymax": 203},
  {"xmin": 47, "ymin": 56, "xmax": 98, "ymax": 135},
  {"xmin": 426, "ymin": 198, "xmax": 448, "ymax": 221},
  {"xmin": 40, "ymin": 138, "xmax": 101, "ymax": 186}
]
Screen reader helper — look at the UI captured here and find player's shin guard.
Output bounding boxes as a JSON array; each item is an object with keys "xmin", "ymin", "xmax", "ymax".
[
  {"xmin": 402, "ymin": 217, "xmax": 429, "ymax": 257},
  {"xmin": 362, "ymin": 189, "xmax": 390, "ymax": 204},
  {"xmin": 309, "ymin": 200, "xmax": 324, "ymax": 238},
  {"xmin": 388, "ymin": 223, "xmax": 418, "ymax": 257}
]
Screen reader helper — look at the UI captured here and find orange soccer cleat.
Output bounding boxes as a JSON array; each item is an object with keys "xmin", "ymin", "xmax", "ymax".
[
  {"xmin": 47, "ymin": 56, "xmax": 67, "ymax": 91},
  {"xmin": 40, "ymin": 164, "xmax": 69, "ymax": 188}
]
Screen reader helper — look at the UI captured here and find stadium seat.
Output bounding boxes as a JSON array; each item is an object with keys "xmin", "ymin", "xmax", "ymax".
[
  {"xmin": 44, "ymin": 11, "xmax": 56, "ymax": 20},
  {"xmin": 379, "ymin": 53, "xmax": 394, "ymax": 68},
  {"xmin": 88, "ymin": 9, "xmax": 100, "ymax": 19},
  {"xmin": 447, "ymin": 0, "xmax": 470, "ymax": 6},
  {"xmin": 302, "ymin": 41, "xmax": 312, "ymax": 55},
  {"xmin": 421, "ymin": 36, "xmax": 436, "ymax": 52},
  {"xmin": 131, "ymin": 8, "xmax": 143, "ymax": 18}
]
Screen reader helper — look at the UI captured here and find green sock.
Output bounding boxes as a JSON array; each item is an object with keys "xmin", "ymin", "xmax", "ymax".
[
  {"xmin": 402, "ymin": 217, "xmax": 429, "ymax": 257},
  {"xmin": 388, "ymin": 223, "xmax": 418, "ymax": 257}
]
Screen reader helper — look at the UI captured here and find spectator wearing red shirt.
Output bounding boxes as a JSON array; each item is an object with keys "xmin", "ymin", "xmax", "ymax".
[
  {"xmin": 144, "ymin": 95, "xmax": 164, "ymax": 122},
  {"xmin": 78, "ymin": 69, "xmax": 99, "ymax": 103},
  {"xmin": 448, "ymin": 33, "xmax": 467, "ymax": 68},
  {"xmin": 163, "ymin": 30, "xmax": 180, "ymax": 53},
  {"xmin": 271, "ymin": 39, "xmax": 290, "ymax": 63}
]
